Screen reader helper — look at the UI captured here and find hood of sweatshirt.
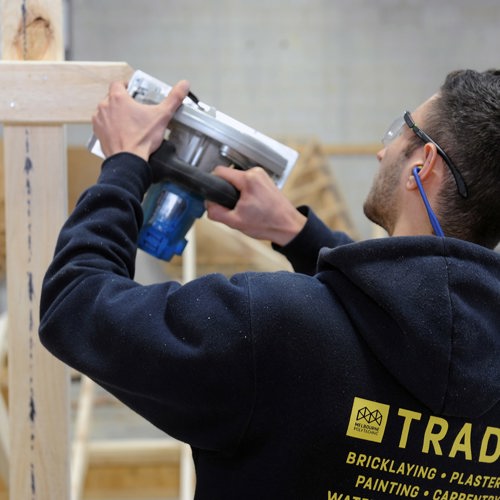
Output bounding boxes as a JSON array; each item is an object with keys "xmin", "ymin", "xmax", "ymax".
[{"xmin": 316, "ymin": 236, "xmax": 500, "ymax": 419}]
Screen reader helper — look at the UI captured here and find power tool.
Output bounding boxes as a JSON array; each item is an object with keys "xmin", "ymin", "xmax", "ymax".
[{"xmin": 89, "ymin": 70, "xmax": 298, "ymax": 261}]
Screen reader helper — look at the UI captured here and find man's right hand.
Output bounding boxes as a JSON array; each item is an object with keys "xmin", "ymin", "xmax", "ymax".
[{"xmin": 206, "ymin": 166, "xmax": 306, "ymax": 246}]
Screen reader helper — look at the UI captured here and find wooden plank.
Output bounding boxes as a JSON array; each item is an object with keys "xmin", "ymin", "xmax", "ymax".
[
  {"xmin": 71, "ymin": 376, "xmax": 96, "ymax": 500},
  {"xmin": 87, "ymin": 440, "xmax": 181, "ymax": 466},
  {"xmin": 2, "ymin": 1, "xmax": 72, "ymax": 499},
  {"xmin": 4, "ymin": 124, "xmax": 70, "ymax": 500},
  {"xmin": 86, "ymin": 440, "xmax": 181, "ymax": 499},
  {"xmin": 84, "ymin": 463, "xmax": 180, "ymax": 500},
  {"xmin": 0, "ymin": 61, "xmax": 134, "ymax": 123},
  {"xmin": 0, "ymin": 141, "xmax": 5, "ymax": 280},
  {"xmin": 1, "ymin": 0, "xmax": 64, "ymax": 60},
  {"xmin": 0, "ymin": 314, "xmax": 9, "ymax": 487},
  {"xmin": 314, "ymin": 143, "xmax": 380, "ymax": 156}
]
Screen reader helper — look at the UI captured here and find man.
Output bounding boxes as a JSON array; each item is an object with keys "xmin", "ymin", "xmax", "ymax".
[{"xmin": 39, "ymin": 70, "xmax": 500, "ymax": 499}]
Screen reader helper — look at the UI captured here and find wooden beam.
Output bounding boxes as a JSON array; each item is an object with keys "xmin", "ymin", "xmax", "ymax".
[
  {"xmin": 4, "ymin": 123, "xmax": 70, "ymax": 500},
  {"xmin": 1, "ymin": 2, "xmax": 70, "ymax": 499},
  {"xmin": 1, "ymin": 0, "xmax": 64, "ymax": 60},
  {"xmin": 71, "ymin": 376, "xmax": 95, "ymax": 500},
  {"xmin": 321, "ymin": 143, "xmax": 379, "ymax": 156},
  {"xmin": 0, "ymin": 61, "xmax": 134, "ymax": 123},
  {"xmin": 0, "ymin": 313, "xmax": 8, "ymax": 487},
  {"xmin": 87, "ymin": 439, "xmax": 181, "ymax": 466}
]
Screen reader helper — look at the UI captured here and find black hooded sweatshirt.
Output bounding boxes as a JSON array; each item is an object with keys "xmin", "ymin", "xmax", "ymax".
[{"xmin": 39, "ymin": 153, "xmax": 500, "ymax": 499}]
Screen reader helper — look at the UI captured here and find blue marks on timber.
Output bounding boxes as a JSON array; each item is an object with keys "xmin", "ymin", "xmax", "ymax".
[
  {"xmin": 27, "ymin": 272, "xmax": 34, "ymax": 303},
  {"xmin": 31, "ymin": 463, "xmax": 36, "ymax": 495},
  {"xmin": 21, "ymin": 1, "xmax": 28, "ymax": 60},
  {"xmin": 25, "ymin": 158, "xmax": 33, "ymax": 214},
  {"xmin": 29, "ymin": 395, "xmax": 36, "ymax": 423},
  {"xmin": 23, "ymin": 119, "xmax": 36, "ymax": 497},
  {"xmin": 25, "ymin": 158, "xmax": 33, "ymax": 203},
  {"xmin": 24, "ymin": 131, "xmax": 33, "ymax": 260},
  {"xmin": 24, "ymin": 156, "xmax": 33, "ymax": 174}
]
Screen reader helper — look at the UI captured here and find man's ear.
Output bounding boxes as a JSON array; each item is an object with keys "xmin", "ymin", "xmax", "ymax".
[{"xmin": 406, "ymin": 143, "xmax": 439, "ymax": 190}]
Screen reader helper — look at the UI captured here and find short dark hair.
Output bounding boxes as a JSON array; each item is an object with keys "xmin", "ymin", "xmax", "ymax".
[{"xmin": 422, "ymin": 69, "xmax": 500, "ymax": 248}]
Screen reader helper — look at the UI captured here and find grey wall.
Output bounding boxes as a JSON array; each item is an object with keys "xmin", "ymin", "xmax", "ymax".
[{"xmin": 69, "ymin": 0, "xmax": 500, "ymax": 143}]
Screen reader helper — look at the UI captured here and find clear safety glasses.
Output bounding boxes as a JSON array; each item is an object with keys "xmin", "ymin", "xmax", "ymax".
[{"xmin": 382, "ymin": 111, "xmax": 468, "ymax": 199}]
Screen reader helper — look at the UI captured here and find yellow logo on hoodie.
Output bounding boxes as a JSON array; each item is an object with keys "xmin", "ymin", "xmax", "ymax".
[{"xmin": 347, "ymin": 397, "xmax": 390, "ymax": 443}]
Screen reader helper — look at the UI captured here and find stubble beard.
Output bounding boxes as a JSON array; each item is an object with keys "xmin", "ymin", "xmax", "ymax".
[{"xmin": 363, "ymin": 158, "xmax": 402, "ymax": 235}]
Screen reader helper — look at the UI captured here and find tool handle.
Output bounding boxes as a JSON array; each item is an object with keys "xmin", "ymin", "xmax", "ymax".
[{"xmin": 149, "ymin": 141, "xmax": 239, "ymax": 209}]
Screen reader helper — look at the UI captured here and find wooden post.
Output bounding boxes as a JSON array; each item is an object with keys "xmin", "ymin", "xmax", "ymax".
[
  {"xmin": 0, "ymin": 1, "xmax": 132, "ymax": 498},
  {"xmin": 2, "ymin": 2, "xmax": 68, "ymax": 499},
  {"xmin": 4, "ymin": 124, "xmax": 70, "ymax": 500},
  {"xmin": 71, "ymin": 376, "xmax": 95, "ymax": 500}
]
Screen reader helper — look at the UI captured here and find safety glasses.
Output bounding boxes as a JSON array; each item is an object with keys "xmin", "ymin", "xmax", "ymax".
[{"xmin": 382, "ymin": 111, "xmax": 468, "ymax": 198}]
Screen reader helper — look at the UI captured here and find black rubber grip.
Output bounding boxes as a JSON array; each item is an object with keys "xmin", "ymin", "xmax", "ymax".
[{"xmin": 149, "ymin": 140, "xmax": 239, "ymax": 209}]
